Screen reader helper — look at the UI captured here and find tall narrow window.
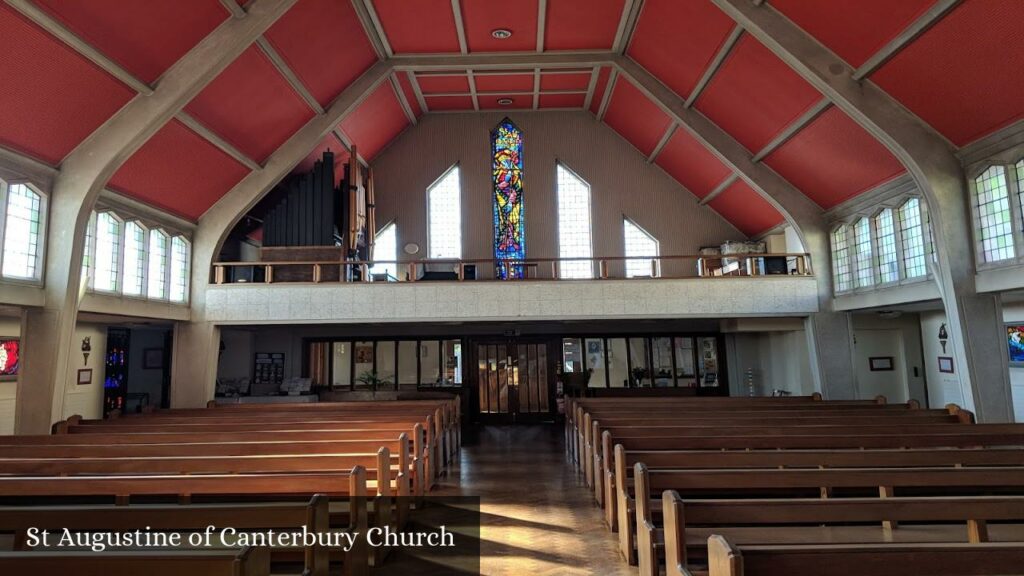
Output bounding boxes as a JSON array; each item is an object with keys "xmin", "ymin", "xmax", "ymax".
[
  {"xmin": 1, "ymin": 184, "xmax": 43, "ymax": 280},
  {"xmin": 874, "ymin": 208, "xmax": 898, "ymax": 283},
  {"xmin": 148, "ymin": 230, "xmax": 168, "ymax": 299},
  {"xmin": 898, "ymin": 198, "xmax": 927, "ymax": 279},
  {"xmin": 122, "ymin": 221, "xmax": 146, "ymax": 296},
  {"xmin": 94, "ymin": 211, "xmax": 122, "ymax": 292},
  {"xmin": 853, "ymin": 218, "xmax": 874, "ymax": 288},
  {"xmin": 427, "ymin": 166, "xmax": 462, "ymax": 259},
  {"xmin": 370, "ymin": 222, "xmax": 398, "ymax": 280},
  {"xmin": 556, "ymin": 164, "xmax": 593, "ymax": 279},
  {"xmin": 169, "ymin": 236, "xmax": 190, "ymax": 303},
  {"xmin": 623, "ymin": 218, "xmax": 659, "ymax": 278},
  {"xmin": 974, "ymin": 166, "xmax": 1015, "ymax": 262},
  {"xmin": 1017, "ymin": 160, "xmax": 1024, "ymax": 225},
  {"xmin": 830, "ymin": 227, "xmax": 852, "ymax": 293},
  {"xmin": 491, "ymin": 118, "xmax": 526, "ymax": 279},
  {"xmin": 81, "ymin": 211, "xmax": 96, "ymax": 285}
]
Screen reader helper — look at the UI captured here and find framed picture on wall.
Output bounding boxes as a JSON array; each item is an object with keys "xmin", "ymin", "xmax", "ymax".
[
  {"xmin": 938, "ymin": 356, "xmax": 955, "ymax": 374},
  {"xmin": 77, "ymin": 369, "xmax": 92, "ymax": 385},
  {"xmin": 869, "ymin": 357, "xmax": 894, "ymax": 371},
  {"xmin": 1008, "ymin": 324, "xmax": 1024, "ymax": 366},
  {"xmin": 143, "ymin": 348, "xmax": 164, "ymax": 369}
]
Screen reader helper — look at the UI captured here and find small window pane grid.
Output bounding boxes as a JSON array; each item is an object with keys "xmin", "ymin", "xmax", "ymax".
[
  {"xmin": 874, "ymin": 209, "xmax": 899, "ymax": 284},
  {"xmin": 427, "ymin": 167, "xmax": 462, "ymax": 259},
  {"xmin": 81, "ymin": 212, "xmax": 96, "ymax": 285},
  {"xmin": 566, "ymin": 335, "xmax": 717, "ymax": 389},
  {"xmin": 1018, "ymin": 160, "xmax": 1024, "ymax": 222},
  {"xmin": 370, "ymin": 223, "xmax": 398, "ymax": 279},
  {"xmin": 122, "ymin": 222, "xmax": 147, "ymax": 296},
  {"xmin": 94, "ymin": 212, "xmax": 121, "ymax": 292},
  {"xmin": 830, "ymin": 227, "xmax": 852, "ymax": 292},
  {"xmin": 170, "ymin": 237, "xmax": 190, "ymax": 303},
  {"xmin": 148, "ymin": 230, "xmax": 168, "ymax": 300},
  {"xmin": 320, "ymin": 338, "xmax": 462, "ymax": 389},
  {"xmin": 1, "ymin": 184, "xmax": 42, "ymax": 280},
  {"xmin": 557, "ymin": 164, "xmax": 594, "ymax": 279},
  {"xmin": 623, "ymin": 218, "xmax": 659, "ymax": 278},
  {"xmin": 974, "ymin": 165, "xmax": 1016, "ymax": 262},
  {"xmin": 898, "ymin": 198, "xmax": 927, "ymax": 279},
  {"xmin": 853, "ymin": 218, "xmax": 874, "ymax": 288}
]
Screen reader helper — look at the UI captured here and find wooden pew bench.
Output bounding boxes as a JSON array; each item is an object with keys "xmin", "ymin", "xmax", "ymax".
[
  {"xmin": 658, "ymin": 495, "xmax": 1024, "ymax": 576},
  {"xmin": 0, "ymin": 546, "xmax": 271, "ymax": 576}
]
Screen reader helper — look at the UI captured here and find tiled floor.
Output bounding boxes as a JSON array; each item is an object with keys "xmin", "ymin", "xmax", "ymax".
[{"xmin": 381, "ymin": 425, "xmax": 635, "ymax": 576}]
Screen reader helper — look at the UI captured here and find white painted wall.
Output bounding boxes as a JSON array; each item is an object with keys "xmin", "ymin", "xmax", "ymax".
[
  {"xmin": 727, "ymin": 330, "xmax": 814, "ymax": 397},
  {"xmin": 58, "ymin": 323, "xmax": 107, "ymax": 421},
  {"xmin": 920, "ymin": 310, "xmax": 970, "ymax": 411},
  {"xmin": 851, "ymin": 312, "xmax": 926, "ymax": 405}
]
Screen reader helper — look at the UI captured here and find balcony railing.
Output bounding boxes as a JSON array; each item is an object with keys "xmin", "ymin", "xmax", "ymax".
[{"xmin": 212, "ymin": 253, "xmax": 812, "ymax": 285}]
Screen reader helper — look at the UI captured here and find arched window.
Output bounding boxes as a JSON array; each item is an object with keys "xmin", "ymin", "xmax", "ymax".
[
  {"xmin": 148, "ymin": 229, "xmax": 169, "ymax": 299},
  {"xmin": 898, "ymin": 198, "xmax": 927, "ymax": 278},
  {"xmin": 370, "ymin": 222, "xmax": 398, "ymax": 280},
  {"xmin": 427, "ymin": 166, "xmax": 462, "ymax": 259},
  {"xmin": 94, "ymin": 211, "xmax": 122, "ymax": 293},
  {"xmin": 873, "ymin": 208, "xmax": 898, "ymax": 283},
  {"xmin": 852, "ymin": 218, "xmax": 874, "ymax": 288},
  {"xmin": 623, "ymin": 218, "xmax": 659, "ymax": 278},
  {"xmin": 169, "ymin": 236, "xmax": 190, "ymax": 303},
  {"xmin": 556, "ymin": 163, "xmax": 593, "ymax": 279},
  {"xmin": 122, "ymin": 221, "xmax": 147, "ymax": 296},
  {"xmin": 830, "ymin": 227, "xmax": 852, "ymax": 293},
  {"xmin": 1, "ymin": 183, "xmax": 44, "ymax": 280},
  {"xmin": 974, "ymin": 165, "xmax": 1015, "ymax": 262}
]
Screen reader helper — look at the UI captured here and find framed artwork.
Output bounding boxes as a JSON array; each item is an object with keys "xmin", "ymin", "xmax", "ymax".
[
  {"xmin": 869, "ymin": 357, "xmax": 894, "ymax": 371},
  {"xmin": 0, "ymin": 338, "xmax": 18, "ymax": 381},
  {"xmin": 143, "ymin": 348, "xmax": 164, "ymax": 369},
  {"xmin": 355, "ymin": 345, "xmax": 374, "ymax": 364},
  {"xmin": 77, "ymin": 368, "xmax": 92, "ymax": 385},
  {"xmin": 1008, "ymin": 325, "xmax": 1024, "ymax": 366},
  {"xmin": 938, "ymin": 356, "xmax": 955, "ymax": 374}
]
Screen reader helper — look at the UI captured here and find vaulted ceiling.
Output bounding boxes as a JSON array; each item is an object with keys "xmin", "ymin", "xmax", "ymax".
[{"xmin": 0, "ymin": 0, "xmax": 1021, "ymax": 238}]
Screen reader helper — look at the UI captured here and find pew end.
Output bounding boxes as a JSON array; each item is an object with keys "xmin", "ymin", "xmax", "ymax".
[{"xmin": 707, "ymin": 535, "xmax": 742, "ymax": 576}]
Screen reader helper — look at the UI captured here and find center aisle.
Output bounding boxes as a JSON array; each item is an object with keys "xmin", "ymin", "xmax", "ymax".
[{"xmin": 382, "ymin": 425, "xmax": 633, "ymax": 575}]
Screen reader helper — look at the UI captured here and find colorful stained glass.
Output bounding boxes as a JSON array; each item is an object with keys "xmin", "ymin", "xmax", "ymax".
[{"xmin": 492, "ymin": 118, "xmax": 526, "ymax": 279}]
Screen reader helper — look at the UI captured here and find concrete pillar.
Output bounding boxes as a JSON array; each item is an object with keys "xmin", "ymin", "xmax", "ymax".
[
  {"xmin": 14, "ymin": 0, "xmax": 296, "ymax": 433},
  {"xmin": 171, "ymin": 321, "xmax": 220, "ymax": 408}
]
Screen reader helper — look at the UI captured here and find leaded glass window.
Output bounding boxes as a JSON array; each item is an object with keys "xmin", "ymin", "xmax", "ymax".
[
  {"xmin": 830, "ymin": 227, "xmax": 852, "ymax": 292},
  {"xmin": 169, "ymin": 236, "xmax": 190, "ymax": 303},
  {"xmin": 556, "ymin": 164, "xmax": 593, "ymax": 279},
  {"xmin": 491, "ymin": 118, "xmax": 525, "ymax": 279},
  {"xmin": 94, "ymin": 211, "xmax": 121, "ymax": 292},
  {"xmin": 874, "ymin": 208, "xmax": 898, "ymax": 283},
  {"xmin": 82, "ymin": 211, "xmax": 96, "ymax": 285},
  {"xmin": 898, "ymin": 198, "xmax": 927, "ymax": 279},
  {"xmin": 427, "ymin": 166, "xmax": 462, "ymax": 259},
  {"xmin": 148, "ymin": 230, "xmax": 168, "ymax": 299},
  {"xmin": 853, "ymin": 218, "xmax": 874, "ymax": 288},
  {"xmin": 624, "ymin": 218, "xmax": 659, "ymax": 278},
  {"xmin": 122, "ymin": 221, "xmax": 146, "ymax": 296},
  {"xmin": 370, "ymin": 222, "xmax": 398, "ymax": 279},
  {"xmin": 974, "ymin": 165, "xmax": 1015, "ymax": 262},
  {"xmin": 1, "ymin": 184, "xmax": 42, "ymax": 280}
]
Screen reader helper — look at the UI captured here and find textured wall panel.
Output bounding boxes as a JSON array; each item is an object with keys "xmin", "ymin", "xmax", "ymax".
[
  {"xmin": 707, "ymin": 180, "xmax": 785, "ymax": 237},
  {"xmin": 654, "ymin": 128, "xmax": 732, "ymax": 199},
  {"xmin": 340, "ymin": 83, "xmax": 409, "ymax": 161},
  {"xmin": 371, "ymin": 0, "xmax": 461, "ymax": 54},
  {"xmin": 544, "ymin": 0, "xmax": 625, "ymax": 51},
  {"xmin": 603, "ymin": 78, "xmax": 672, "ymax": 157}
]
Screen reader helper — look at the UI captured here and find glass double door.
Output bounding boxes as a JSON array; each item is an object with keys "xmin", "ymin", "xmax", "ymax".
[{"xmin": 475, "ymin": 340, "xmax": 554, "ymax": 424}]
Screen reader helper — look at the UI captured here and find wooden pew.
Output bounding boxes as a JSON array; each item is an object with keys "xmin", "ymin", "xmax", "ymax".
[
  {"xmin": 1, "ymin": 497, "xmax": 326, "ymax": 576},
  {"xmin": 702, "ymin": 535, "xmax": 1024, "ymax": 576},
  {"xmin": 660, "ymin": 495, "xmax": 1024, "ymax": 576},
  {"xmin": 0, "ymin": 546, "xmax": 271, "ymax": 576}
]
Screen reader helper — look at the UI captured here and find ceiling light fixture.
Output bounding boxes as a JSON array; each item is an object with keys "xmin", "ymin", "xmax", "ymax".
[
  {"xmin": 491, "ymin": 29, "xmax": 513, "ymax": 39},
  {"xmin": 498, "ymin": 98, "xmax": 514, "ymax": 106}
]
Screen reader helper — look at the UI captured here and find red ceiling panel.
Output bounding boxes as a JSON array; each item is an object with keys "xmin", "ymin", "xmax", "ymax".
[
  {"xmin": 479, "ymin": 95, "xmax": 532, "ymax": 110},
  {"xmin": 602, "ymin": 78, "xmax": 672, "ymax": 157},
  {"xmin": 461, "ymin": 0, "xmax": 538, "ymax": 52},
  {"xmin": 708, "ymin": 180, "xmax": 785, "ymax": 237},
  {"xmin": 871, "ymin": 1, "xmax": 1024, "ymax": 147},
  {"xmin": 372, "ymin": 0, "xmax": 461, "ymax": 54},
  {"xmin": 540, "ymin": 72, "xmax": 591, "ymax": 91},
  {"xmin": 416, "ymin": 74, "xmax": 470, "ymax": 94},
  {"xmin": 265, "ymin": 0, "xmax": 377, "ymax": 107},
  {"xmin": 627, "ymin": 0, "xmax": 735, "ymax": 99},
  {"xmin": 340, "ymin": 83, "xmax": 409, "ymax": 161},
  {"xmin": 109, "ymin": 119, "xmax": 250, "ymax": 220},
  {"xmin": 539, "ymin": 93, "xmax": 586, "ymax": 109},
  {"xmin": 423, "ymin": 95, "xmax": 476, "ymax": 111},
  {"xmin": 588, "ymin": 67, "xmax": 611, "ymax": 115},
  {"xmin": 770, "ymin": 0, "xmax": 935, "ymax": 67},
  {"xmin": 34, "ymin": 0, "xmax": 228, "ymax": 84},
  {"xmin": 474, "ymin": 73, "xmax": 535, "ymax": 93},
  {"xmin": 655, "ymin": 128, "xmax": 732, "ymax": 199},
  {"xmin": 544, "ymin": 0, "xmax": 625, "ymax": 51},
  {"xmin": 185, "ymin": 46, "xmax": 315, "ymax": 163},
  {"xmin": 765, "ymin": 107, "xmax": 906, "ymax": 209},
  {"xmin": 295, "ymin": 134, "xmax": 351, "ymax": 186},
  {"xmin": 0, "ymin": 4, "xmax": 134, "ymax": 165},
  {"xmin": 696, "ymin": 35, "xmax": 821, "ymax": 153},
  {"xmin": 395, "ymin": 73, "xmax": 423, "ymax": 118}
]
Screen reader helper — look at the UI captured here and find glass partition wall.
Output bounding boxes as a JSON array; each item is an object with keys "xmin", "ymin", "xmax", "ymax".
[
  {"xmin": 312, "ymin": 338, "xmax": 464, "ymax": 391},
  {"xmin": 561, "ymin": 335, "xmax": 721, "ymax": 390}
]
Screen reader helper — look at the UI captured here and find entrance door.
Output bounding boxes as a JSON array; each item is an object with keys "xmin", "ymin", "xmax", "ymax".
[{"xmin": 476, "ymin": 340, "xmax": 554, "ymax": 424}]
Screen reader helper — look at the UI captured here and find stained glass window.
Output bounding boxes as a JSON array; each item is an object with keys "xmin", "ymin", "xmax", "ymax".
[{"xmin": 491, "ymin": 118, "xmax": 525, "ymax": 279}]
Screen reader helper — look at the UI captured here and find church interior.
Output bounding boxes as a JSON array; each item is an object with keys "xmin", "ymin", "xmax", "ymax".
[{"xmin": 2, "ymin": 0, "xmax": 1024, "ymax": 573}]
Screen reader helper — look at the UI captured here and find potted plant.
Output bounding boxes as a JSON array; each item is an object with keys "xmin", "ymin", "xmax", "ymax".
[{"xmin": 356, "ymin": 370, "xmax": 392, "ymax": 399}]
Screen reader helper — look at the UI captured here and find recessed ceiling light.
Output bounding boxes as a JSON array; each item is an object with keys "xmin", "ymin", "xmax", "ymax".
[
  {"xmin": 491, "ymin": 29, "xmax": 513, "ymax": 39},
  {"xmin": 497, "ymin": 98, "xmax": 514, "ymax": 106}
]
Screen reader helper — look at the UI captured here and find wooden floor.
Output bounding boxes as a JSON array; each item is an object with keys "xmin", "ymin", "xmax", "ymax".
[{"xmin": 381, "ymin": 425, "xmax": 633, "ymax": 576}]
